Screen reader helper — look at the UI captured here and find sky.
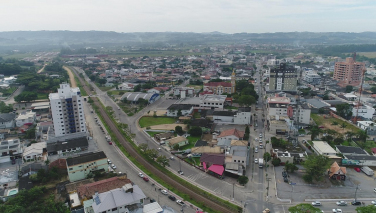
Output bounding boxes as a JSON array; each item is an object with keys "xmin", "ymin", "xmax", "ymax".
[{"xmin": 0, "ymin": 0, "xmax": 375, "ymax": 33}]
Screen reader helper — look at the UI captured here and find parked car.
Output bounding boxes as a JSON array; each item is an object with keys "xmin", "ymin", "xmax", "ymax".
[
  {"xmin": 176, "ymin": 200, "xmax": 186, "ymax": 206},
  {"xmin": 107, "ymin": 159, "xmax": 112, "ymax": 164},
  {"xmin": 312, "ymin": 201, "xmax": 322, "ymax": 206},
  {"xmin": 108, "ymin": 141, "xmax": 113, "ymax": 145},
  {"xmin": 143, "ymin": 177, "xmax": 149, "ymax": 182},
  {"xmin": 178, "ymin": 170, "xmax": 184, "ymax": 175},
  {"xmin": 336, "ymin": 201, "xmax": 347, "ymax": 206},
  {"xmin": 150, "ymin": 199, "xmax": 156, "ymax": 203},
  {"xmin": 371, "ymin": 200, "xmax": 376, "ymax": 204},
  {"xmin": 354, "ymin": 167, "xmax": 361, "ymax": 172},
  {"xmin": 168, "ymin": 195, "xmax": 176, "ymax": 201},
  {"xmin": 111, "ymin": 164, "xmax": 116, "ymax": 169},
  {"xmin": 138, "ymin": 173, "xmax": 144, "ymax": 178},
  {"xmin": 283, "ymin": 177, "xmax": 288, "ymax": 183},
  {"xmin": 255, "ymin": 158, "xmax": 258, "ymax": 164},
  {"xmin": 161, "ymin": 189, "xmax": 168, "ymax": 195},
  {"xmin": 332, "ymin": 209, "xmax": 342, "ymax": 213},
  {"xmin": 374, "ymin": 188, "xmax": 376, "ymax": 193},
  {"xmin": 11, "ymin": 158, "xmax": 16, "ymax": 165},
  {"xmin": 282, "ymin": 171, "xmax": 287, "ymax": 178},
  {"xmin": 170, "ymin": 156, "xmax": 174, "ymax": 160},
  {"xmin": 255, "ymin": 147, "xmax": 258, "ymax": 153},
  {"xmin": 351, "ymin": 201, "xmax": 361, "ymax": 206}
]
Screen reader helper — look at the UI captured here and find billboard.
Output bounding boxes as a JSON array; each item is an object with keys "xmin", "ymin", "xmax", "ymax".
[{"xmin": 342, "ymin": 159, "xmax": 360, "ymax": 165}]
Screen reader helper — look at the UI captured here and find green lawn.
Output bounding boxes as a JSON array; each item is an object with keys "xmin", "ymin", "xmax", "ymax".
[
  {"xmin": 193, "ymin": 112, "xmax": 201, "ymax": 119},
  {"xmin": 185, "ymin": 157, "xmax": 201, "ymax": 166},
  {"xmin": 180, "ymin": 136, "xmax": 201, "ymax": 150},
  {"xmin": 146, "ymin": 131, "xmax": 160, "ymax": 137},
  {"xmin": 186, "ymin": 84, "xmax": 202, "ymax": 90},
  {"xmin": 139, "ymin": 116, "xmax": 177, "ymax": 128},
  {"xmin": 36, "ymin": 93, "xmax": 49, "ymax": 100},
  {"xmin": 362, "ymin": 140, "xmax": 376, "ymax": 154}
]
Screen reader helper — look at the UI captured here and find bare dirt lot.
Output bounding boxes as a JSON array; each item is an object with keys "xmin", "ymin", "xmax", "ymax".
[{"xmin": 149, "ymin": 124, "xmax": 188, "ymax": 131}]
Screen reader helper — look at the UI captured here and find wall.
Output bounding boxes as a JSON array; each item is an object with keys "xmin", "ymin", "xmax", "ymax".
[{"xmin": 233, "ymin": 112, "xmax": 251, "ymax": 125}]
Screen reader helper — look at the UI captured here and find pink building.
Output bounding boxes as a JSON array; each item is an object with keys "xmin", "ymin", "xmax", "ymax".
[{"xmin": 333, "ymin": 57, "xmax": 365, "ymax": 86}]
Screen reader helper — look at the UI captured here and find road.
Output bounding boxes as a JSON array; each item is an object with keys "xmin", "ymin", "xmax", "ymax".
[
  {"xmin": 4, "ymin": 85, "xmax": 24, "ymax": 105},
  {"xmin": 64, "ymin": 66, "xmax": 77, "ymax": 87}
]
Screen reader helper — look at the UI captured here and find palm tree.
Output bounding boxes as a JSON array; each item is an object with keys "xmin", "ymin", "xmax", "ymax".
[
  {"xmin": 340, "ymin": 123, "xmax": 347, "ymax": 130},
  {"xmin": 356, "ymin": 130, "xmax": 369, "ymax": 143},
  {"xmin": 345, "ymin": 131, "xmax": 355, "ymax": 141},
  {"xmin": 309, "ymin": 125, "xmax": 322, "ymax": 141}
]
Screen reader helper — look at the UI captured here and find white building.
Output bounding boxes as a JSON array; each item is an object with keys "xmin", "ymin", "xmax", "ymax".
[
  {"xmin": 49, "ymin": 83, "xmax": 86, "ymax": 137},
  {"xmin": 304, "ymin": 74, "xmax": 321, "ymax": 85},
  {"xmin": 0, "ymin": 113, "xmax": 16, "ymax": 129},
  {"xmin": 199, "ymin": 95, "xmax": 226, "ymax": 109},
  {"xmin": 357, "ymin": 121, "xmax": 376, "ymax": 135},
  {"xmin": 166, "ymin": 104, "xmax": 194, "ymax": 117},
  {"xmin": 22, "ymin": 142, "xmax": 46, "ymax": 161},
  {"xmin": 0, "ymin": 139, "xmax": 22, "ymax": 163},
  {"xmin": 212, "ymin": 108, "xmax": 252, "ymax": 125},
  {"xmin": 173, "ymin": 87, "xmax": 195, "ymax": 98},
  {"xmin": 15, "ymin": 111, "xmax": 36, "ymax": 127},
  {"xmin": 353, "ymin": 105, "xmax": 375, "ymax": 120},
  {"xmin": 312, "ymin": 141, "xmax": 337, "ymax": 156}
]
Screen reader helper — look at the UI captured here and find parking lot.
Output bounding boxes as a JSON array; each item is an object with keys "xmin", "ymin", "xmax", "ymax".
[{"xmin": 275, "ymin": 164, "xmax": 376, "ymax": 201}]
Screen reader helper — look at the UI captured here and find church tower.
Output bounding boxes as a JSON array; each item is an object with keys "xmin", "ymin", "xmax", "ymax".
[{"xmin": 231, "ymin": 69, "xmax": 236, "ymax": 93}]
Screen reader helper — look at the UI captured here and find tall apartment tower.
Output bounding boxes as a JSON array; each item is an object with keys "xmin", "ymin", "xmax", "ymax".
[
  {"xmin": 269, "ymin": 63, "xmax": 297, "ymax": 91},
  {"xmin": 333, "ymin": 57, "xmax": 365, "ymax": 86},
  {"xmin": 49, "ymin": 83, "xmax": 86, "ymax": 137}
]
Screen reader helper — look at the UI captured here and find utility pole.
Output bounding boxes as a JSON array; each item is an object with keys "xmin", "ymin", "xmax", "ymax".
[
  {"xmin": 266, "ymin": 177, "xmax": 272, "ymax": 198},
  {"xmin": 233, "ymin": 183, "xmax": 235, "ymax": 201},
  {"xmin": 355, "ymin": 184, "xmax": 359, "ymax": 201}
]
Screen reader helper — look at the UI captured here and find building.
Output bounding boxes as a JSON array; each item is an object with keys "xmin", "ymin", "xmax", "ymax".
[
  {"xmin": 172, "ymin": 87, "xmax": 195, "ymax": 98},
  {"xmin": 199, "ymin": 95, "xmax": 227, "ymax": 109},
  {"xmin": 304, "ymin": 73, "xmax": 321, "ymax": 85},
  {"xmin": 0, "ymin": 113, "xmax": 16, "ymax": 129},
  {"xmin": 269, "ymin": 63, "xmax": 298, "ymax": 91},
  {"xmin": 47, "ymin": 136, "xmax": 89, "ymax": 155},
  {"xmin": 287, "ymin": 104, "xmax": 311, "ymax": 125},
  {"xmin": 212, "ymin": 108, "xmax": 252, "ymax": 125},
  {"xmin": 165, "ymin": 136, "xmax": 188, "ymax": 148},
  {"xmin": 77, "ymin": 176, "xmax": 132, "ymax": 199},
  {"xmin": 357, "ymin": 121, "xmax": 376, "ymax": 135},
  {"xmin": 203, "ymin": 70, "xmax": 236, "ymax": 95},
  {"xmin": 166, "ymin": 104, "xmax": 194, "ymax": 117},
  {"xmin": 22, "ymin": 142, "xmax": 46, "ymax": 161},
  {"xmin": 216, "ymin": 128, "xmax": 245, "ymax": 148},
  {"xmin": 353, "ymin": 106, "xmax": 375, "ymax": 120},
  {"xmin": 333, "ymin": 57, "xmax": 365, "ymax": 86},
  {"xmin": 121, "ymin": 92, "xmax": 160, "ymax": 104},
  {"xmin": 335, "ymin": 145, "xmax": 368, "ymax": 156},
  {"xmin": 228, "ymin": 146, "xmax": 249, "ymax": 168},
  {"xmin": 49, "ymin": 83, "xmax": 86, "ymax": 137},
  {"xmin": 143, "ymin": 202, "xmax": 163, "ymax": 213},
  {"xmin": 66, "ymin": 151, "xmax": 108, "ymax": 182},
  {"xmin": 90, "ymin": 184, "xmax": 146, "ymax": 213},
  {"xmin": 328, "ymin": 161, "xmax": 346, "ymax": 180},
  {"xmin": 15, "ymin": 111, "xmax": 36, "ymax": 127},
  {"xmin": 0, "ymin": 138, "xmax": 22, "ymax": 163},
  {"xmin": 312, "ymin": 141, "xmax": 337, "ymax": 156}
]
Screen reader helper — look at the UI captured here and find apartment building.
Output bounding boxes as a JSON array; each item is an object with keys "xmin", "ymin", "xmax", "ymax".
[
  {"xmin": 66, "ymin": 151, "xmax": 108, "ymax": 182},
  {"xmin": 333, "ymin": 57, "xmax": 365, "ymax": 86},
  {"xmin": 269, "ymin": 63, "xmax": 298, "ymax": 91},
  {"xmin": 0, "ymin": 138, "xmax": 22, "ymax": 163},
  {"xmin": 49, "ymin": 83, "xmax": 86, "ymax": 137},
  {"xmin": 304, "ymin": 73, "xmax": 321, "ymax": 85}
]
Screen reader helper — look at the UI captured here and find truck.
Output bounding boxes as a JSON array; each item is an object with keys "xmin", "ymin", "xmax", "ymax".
[
  {"xmin": 259, "ymin": 158, "xmax": 264, "ymax": 168},
  {"xmin": 361, "ymin": 166, "xmax": 374, "ymax": 176}
]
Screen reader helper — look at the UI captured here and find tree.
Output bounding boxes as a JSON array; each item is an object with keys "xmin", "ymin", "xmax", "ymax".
[
  {"xmin": 156, "ymin": 155, "xmax": 170, "ymax": 167},
  {"xmin": 145, "ymin": 149, "xmax": 158, "ymax": 160},
  {"xmin": 0, "ymin": 101, "xmax": 13, "ymax": 113},
  {"xmin": 177, "ymin": 109, "xmax": 182, "ymax": 117},
  {"xmin": 188, "ymin": 126, "xmax": 202, "ymax": 137},
  {"xmin": 345, "ymin": 85, "xmax": 353, "ymax": 93},
  {"xmin": 263, "ymin": 152, "xmax": 271, "ymax": 163},
  {"xmin": 139, "ymin": 143, "xmax": 148, "ymax": 152},
  {"xmin": 272, "ymin": 158, "xmax": 281, "ymax": 166},
  {"xmin": 309, "ymin": 125, "xmax": 322, "ymax": 141},
  {"xmin": 244, "ymin": 126, "xmax": 250, "ymax": 140},
  {"xmin": 323, "ymin": 94, "xmax": 329, "ymax": 100},
  {"xmin": 237, "ymin": 175, "xmax": 249, "ymax": 186},
  {"xmin": 175, "ymin": 126, "xmax": 184, "ymax": 135},
  {"xmin": 284, "ymin": 161, "xmax": 298, "ymax": 173},
  {"xmin": 371, "ymin": 86, "xmax": 376, "ymax": 94},
  {"xmin": 336, "ymin": 103, "xmax": 353, "ymax": 119},
  {"xmin": 357, "ymin": 129, "xmax": 369, "ymax": 143},
  {"xmin": 346, "ymin": 131, "xmax": 355, "ymax": 141},
  {"xmin": 172, "ymin": 144, "xmax": 180, "ymax": 150},
  {"xmin": 356, "ymin": 205, "xmax": 376, "ymax": 213},
  {"xmin": 97, "ymin": 78, "xmax": 106, "ymax": 86},
  {"xmin": 340, "ymin": 123, "xmax": 347, "ymax": 130},
  {"xmin": 302, "ymin": 155, "xmax": 331, "ymax": 183},
  {"xmin": 238, "ymin": 95, "xmax": 256, "ymax": 107},
  {"xmin": 288, "ymin": 203, "xmax": 322, "ymax": 213},
  {"xmin": 14, "ymin": 91, "xmax": 38, "ymax": 103}
]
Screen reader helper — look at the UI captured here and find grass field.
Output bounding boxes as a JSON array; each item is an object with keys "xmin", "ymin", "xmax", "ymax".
[
  {"xmin": 37, "ymin": 93, "xmax": 49, "ymax": 100},
  {"xmin": 180, "ymin": 136, "xmax": 201, "ymax": 150},
  {"xmin": 0, "ymin": 53, "xmax": 35, "ymax": 59},
  {"xmin": 146, "ymin": 131, "xmax": 160, "ymax": 137},
  {"xmin": 107, "ymin": 90, "xmax": 127, "ymax": 96},
  {"xmin": 139, "ymin": 116, "xmax": 177, "ymax": 128},
  {"xmin": 186, "ymin": 84, "xmax": 203, "ymax": 90},
  {"xmin": 311, "ymin": 114, "xmax": 360, "ymax": 133},
  {"xmin": 357, "ymin": 52, "xmax": 376, "ymax": 58}
]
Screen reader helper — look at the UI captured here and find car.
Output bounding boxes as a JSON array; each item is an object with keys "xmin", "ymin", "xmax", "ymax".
[
  {"xmin": 178, "ymin": 170, "xmax": 184, "ymax": 175},
  {"xmin": 374, "ymin": 188, "xmax": 376, "ymax": 193},
  {"xmin": 372, "ymin": 200, "xmax": 376, "ymax": 204},
  {"xmin": 138, "ymin": 173, "xmax": 144, "ymax": 178},
  {"xmin": 150, "ymin": 199, "xmax": 156, "ymax": 203},
  {"xmin": 351, "ymin": 201, "xmax": 361, "ymax": 206},
  {"xmin": 332, "ymin": 209, "xmax": 342, "ymax": 213},
  {"xmin": 312, "ymin": 201, "xmax": 322, "ymax": 206},
  {"xmin": 255, "ymin": 137, "xmax": 258, "ymax": 141},
  {"xmin": 255, "ymin": 147, "xmax": 258, "ymax": 153},
  {"xmin": 170, "ymin": 156, "xmax": 174, "ymax": 160},
  {"xmin": 157, "ymin": 148, "xmax": 161, "ymax": 151},
  {"xmin": 283, "ymin": 177, "xmax": 288, "ymax": 183},
  {"xmin": 255, "ymin": 159, "xmax": 258, "ymax": 164},
  {"xmin": 161, "ymin": 189, "xmax": 168, "ymax": 195},
  {"xmin": 108, "ymin": 141, "xmax": 113, "ymax": 145},
  {"xmin": 336, "ymin": 201, "xmax": 347, "ymax": 206},
  {"xmin": 176, "ymin": 200, "xmax": 186, "ymax": 206},
  {"xmin": 259, "ymin": 139, "xmax": 262, "ymax": 142},
  {"xmin": 107, "ymin": 159, "xmax": 112, "ymax": 164},
  {"xmin": 282, "ymin": 171, "xmax": 287, "ymax": 178},
  {"xmin": 168, "ymin": 195, "xmax": 176, "ymax": 201},
  {"xmin": 354, "ymin": 167, "xmax": 361, "ymax": 172},
  {"xmin": 117, "ymin": 107, "xmax": 120, "ymax": 110},
  {"xmin": 111, "ymin": 164, "xmax": 116, "ymax": 169},
  {"xmin": 143, "ymin": 177, "xmax": 149, "ymax": 182}
]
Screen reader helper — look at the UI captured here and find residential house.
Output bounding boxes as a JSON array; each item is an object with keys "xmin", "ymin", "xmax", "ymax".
[
  {"xmin": 312, "ymin": 141, "xmax": 337, "ymax": 156},
  {"xmin": 165, "ymin": 136, "xmax": 188, "ymax": 148},
  {"xmin": 357, "ymin": 121, "xmax": 376, "ymax": 135},
  {"xmin": 15, "ymin": 111, "xmax": 36, "ymax": 127},
  {"xmin": 216, "ymin": 128, "xmax": 245, "ymax": 148},
  {"xmin": 166, "ymin": 104, "xmax": 193, "ymax": 117},
  {"xmin": 66, "ymin": 151, "xmax": 108, "ymax": 182},
  {"xmin": 328, "ymin": 161, "xmax": 346, "ymax": 180},
  {"xmin": 154, "ymin": 132, "xmax": 173, "ymax": 141},
  {"xmin": 78, "ymin": 176, "xmax": 132, "ymax": 199},
  {"xmin": 22, "ymin": 142, "xmax": 46, "ymax": 161},
  {"xmin": 89, "ymin": 184, "xmax": 146, "ymax": 213},
  {"xmin": 47, "ymin": 136, "xmax": 89, "ymax": 155},
  {"xmin": 230, "ymin": 140, "xmax": 248, "ymax": 147},
  {"xmin": 0, "ymin": 113, "xmax": 16, "ymax": 129}
]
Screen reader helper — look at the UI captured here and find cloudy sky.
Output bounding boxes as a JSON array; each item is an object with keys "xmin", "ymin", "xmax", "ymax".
[{"xmin": 1, "ymin": 0, "xmax": 374, "ymax": 33}]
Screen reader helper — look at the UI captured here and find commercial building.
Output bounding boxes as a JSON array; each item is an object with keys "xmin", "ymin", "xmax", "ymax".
[
  {"xmin": 203, "ymin": 70, "xmax": 236, "ymax": 94},
  {"xmin": 172, "ymin": 87, "xmax": 195, "ymax": 98},
  {"xmin": 0, "ymin": 138, "xmax": 22, "ymax": 163},
  {"xmin": 22, "ymin": 142, "xmax": 46, "ymax": 161},
  {"xmin": 269, "ymin": 63, "xmax": 298, "ymax": 91},
  {"xmin": 357, "ymin": 121, "xmax": 376, "ymax": 135},
  {"xmin": 121, "ymin": 92, "xmax": 160, "ymax": 104},
  {"xmin": 312, "ymin": 141, "xmax": 337, "ymax": 156},
  {"xmin": 333, "ymin": 57, "xmax": 365, "ymax": 86},
  {"xmin": 166, "ymin": 104, "xmax": 194, "ymax": 117},
  {"xmin": 199, "ymin": 95, "xmax": 227, "ymax": 109},
  {"xmin": 304, "ymin": 73, "xmax": 321, "ymax": 85},
  {"xmin": 212, "ymin": 107, "xmax": 252, "ymax": 125},
  {"xmin": 66, "ymin": 151, "xmax": 108, "ymax": 182},
  {"xmin": 49, "ymin": 83, "xmax": 86, "ymax": 137}
]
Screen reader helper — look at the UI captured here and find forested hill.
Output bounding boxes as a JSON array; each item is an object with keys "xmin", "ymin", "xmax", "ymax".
[{"xmin": 1, "ymin": 31, "xmax": 376, "ymax": 52}]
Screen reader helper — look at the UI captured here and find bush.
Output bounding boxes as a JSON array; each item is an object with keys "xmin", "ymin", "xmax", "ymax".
[
  {"xmin": 272, "ymin": 158, "xmax": 281, "ymax": 166},
  {"xmin": 237, "ymin": 176, "xmax": 249, "ymax": 185}
]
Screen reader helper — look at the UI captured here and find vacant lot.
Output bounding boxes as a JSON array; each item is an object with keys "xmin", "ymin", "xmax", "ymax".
[
  {"xmin": 186, "ymin": 84, "xmax": 202, "ymax": 90},
  {"xmin": 139, "ymin": 116, "xmax": 177, "ymax": 128},
  {"xmin": 311, "ymin": 114, "xmax": 360, "ymax": 134}
]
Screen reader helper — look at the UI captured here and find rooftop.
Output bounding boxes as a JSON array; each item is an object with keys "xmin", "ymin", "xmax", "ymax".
[
  {"xmin": 0, "ymin": 113, "xmax": 16, "ymax": 122},
  {"xmin": 212, "ymin": 111, "xmax": 236, "ymax": 116},
  {"xmin": 77, "ymin": 176, "xmax": 131, "ymax": 199},
  {"xmin": 218, "ymin": 128, "xmax": 244, "ymax": 139},
  {"xmin": 47, "ymin": 136, "xmax": 88, "ymax": 152},
  {"xmin": 201, "ymin": 94, "xmax": 227, "ymax": 102},
  {"xmin": 200, "ymin": 153, "xmax": 225, "ymax": 165},
  {"xmin": 336, "ymin": 145, "xmax": 368, "ymax": 155},
  {"xmin": 166, "ymin": 136, "xmax": 187, "ymax": 145},
  {"xmin": 167, "ymin": 104, "xmax": 194, "ymax": 111},
  {"xmin": 66, "ymin": 151, "xmax": 107, "ymax": 167},
  {"xmin": 229, "ymin": 146, "xmax": 248, "ymax": 157}
]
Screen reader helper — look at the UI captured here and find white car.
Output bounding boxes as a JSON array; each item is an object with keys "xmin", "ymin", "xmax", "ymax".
[
  {"xmin": 170, "ymin": 156, "xmax": 174, "ymax": 160},
  {"xmin": 161, "ymin": 189, "xmax": 168, "ymax": 195},
  {"xmin": 255, "ymin": 159, "xmax": 258, "ymax": 164},
  {"xmin": 255, "ymin": 138, "xmax": 258, "ymax": 141},
  {"xmin": 138, "ymin": 173, "xmax": 144, "ymax": 178},
  {"xmin": 111, "ymin": 164, "xmax": 116, "ymax": 169},
  {"xmin": 372, "ymin": 200, "xmax": 376, "ymax": 204},
  {"xmin": 312, "ymin": 201, "xmax": 322, "ymax": 206},
  {"xmin": 255, "ymin": 147, "xmax": 258, "ymax": 153},
  {"xmin": 107, "ymin": 159, "xmax": 111, "ymax": 164},
  {"xmin": 176, "ymin": 200, "xmax": 186, "ymax": 206},
  {"xmin": 336, "ymin": 201, "xmax": 347, "ymax": 206},
  {"xmin": 332, "ymin": 209, "xmax": 342, "ymax": 213},
  {"xmin": 259, "ymin": 134, "xmax": 262, "ymax": 138}
]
